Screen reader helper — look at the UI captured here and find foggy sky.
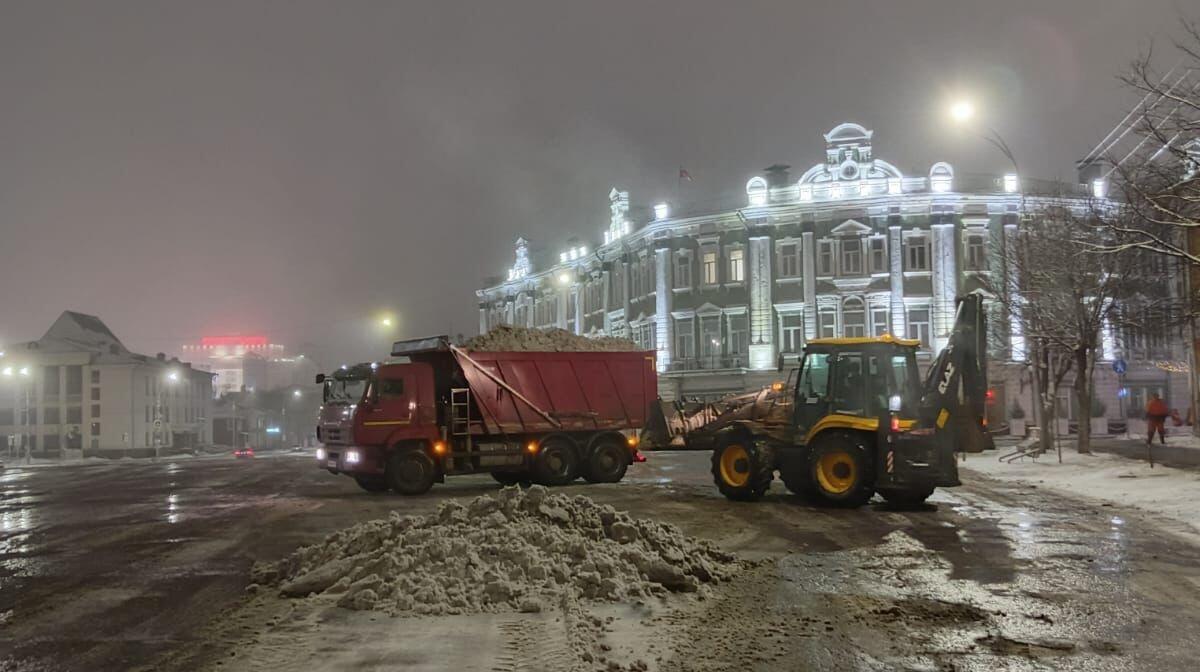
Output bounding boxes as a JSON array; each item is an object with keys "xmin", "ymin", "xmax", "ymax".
[{"xmin": 0, "ymin": 0, "xmax": 1189, "ymax": 367}]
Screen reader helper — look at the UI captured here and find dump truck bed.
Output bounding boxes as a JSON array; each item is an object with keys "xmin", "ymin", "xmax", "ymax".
[{"xmin": 453, "ymin": 349, "xmax": 658, "ymax": 436}]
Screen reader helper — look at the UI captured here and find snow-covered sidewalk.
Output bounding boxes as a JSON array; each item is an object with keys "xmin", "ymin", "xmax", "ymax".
[{"xmin": 963, "ymin": 449, "xmax": 1200, "ymax": 541}]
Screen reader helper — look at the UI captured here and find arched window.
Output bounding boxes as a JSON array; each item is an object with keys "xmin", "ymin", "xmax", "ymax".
[
  {"xmin": 843, "ymin": 297, "xmax": 866, "ymax": 337},
  {"xmin": 746, "ymin": 177, "xmax": 768, "ymax": 207}
]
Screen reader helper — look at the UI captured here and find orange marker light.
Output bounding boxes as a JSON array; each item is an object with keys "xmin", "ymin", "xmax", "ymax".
[
  {"xmin": 433, "ymin": 441, "xmax": 446, "ymax": 455},
  {"xmin": 771, "ymin": 382, "xmax": 784, "ymax": 392},
  {"xmin": 526, "ymin": 441, "xmax": 538, "ymax": 454},
  {"xmin": 627, "ymin": 436, "xmax": 639, "ymax": 448}
]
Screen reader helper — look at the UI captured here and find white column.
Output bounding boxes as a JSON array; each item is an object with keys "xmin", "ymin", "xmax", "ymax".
[
  {"xmin": 478, "ymin": 306, "xmax": 487, "ymax": 334},
  {"xmin": 889, "ymin": 226, "xmax": 906, "ymax": 338},
  {"xmin": 1004, "ymin": 223, "xmax": 1025, "ymax": 360},
  {"xmin": 747, "ymin": 236, "xmax": 775, "ymax": 369},
  {"xmin": 931, "ymin": 223, "xmax": 957, "ymax": 353},
  {"xmin": 557, "ymin": 286, "xmax": 569, "ymax": 330},
  {"xmin": 505, "ymin": 300, "xmax": 515, "ymax": 326},
  {"xmin": 655, "ymin": 247, "xmax": 672, "ymax": 372},
  {"xmin": 602, "ymin": 270, "xmax": 612, "ymax": 334},
  {"xmin": 525, "ymin": 293, "xmax": 534, "ymax": 328},
  {"xmin": 573, "ymin": 288, "xmax": 583, "ymax": 335},
  {"xmin": 802, "ymin": 231, "xmax": 818, "ymax": 341}
]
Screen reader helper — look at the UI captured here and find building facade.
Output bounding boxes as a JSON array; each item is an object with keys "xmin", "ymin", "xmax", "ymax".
[
  {"xmin": 1, "ymin": 311, "xmax": 214, "ymax": 458},
  {"xmin": 476, "ymin": 123, "xmax": 1189, "ymax": 429},
  {"xmin": 181, "ymin": 335, "xmax": 317, "ymax": 396}
]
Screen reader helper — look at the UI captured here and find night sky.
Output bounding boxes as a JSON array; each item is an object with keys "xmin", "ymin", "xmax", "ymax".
[{"xmin": 0, "ymin": 1, "xmax": 1188, "ymax": 368}]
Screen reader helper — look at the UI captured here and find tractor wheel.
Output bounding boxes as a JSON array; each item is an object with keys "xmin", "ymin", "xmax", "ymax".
[
  {"xmin": 878, "ymin": 487, "xmax": 935, "ymax": 509},
  {"xmin": 583, "ymin": 439, "xmax": 628, "ymax": 483},
  {"xmin": 354, "ymin": 475, "xmax": 390, "ymax": 493},
  {"xmin": 711, "ymin": 432, "xmax": 773, "ymax": 501},
  {"xmin": 809, "ymin": 433, "xmax": 874, "ymax": 508},
  {"xmin": 533, "ymin": 438, "xmax": 580, "ymax": 486},
  {"xmin": 491, "ymin": 471, "xmax": 529, "ymax": 486},
  {"xmin": 386, "ymin": 447, "xmax": 436, "ymax": 496}
]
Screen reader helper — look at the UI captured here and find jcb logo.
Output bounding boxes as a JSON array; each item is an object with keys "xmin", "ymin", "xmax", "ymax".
[{"xmin": 937, "ymin": 363, "xmax": 955, "ymax": 394}]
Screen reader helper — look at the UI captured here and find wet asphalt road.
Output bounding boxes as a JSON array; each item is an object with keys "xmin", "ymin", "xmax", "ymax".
[{"xmin": 2, "ymin": 451, "xmax": 1200, "ymax": 671}]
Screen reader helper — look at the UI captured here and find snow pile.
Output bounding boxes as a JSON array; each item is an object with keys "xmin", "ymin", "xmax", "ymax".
[
  {"xmin": 464, "ymin": 325, "xmax": 639, "ymax": 352},
  {"xmin": 251, "ymin": 485, "xmax": 739, "ymax": 615}
]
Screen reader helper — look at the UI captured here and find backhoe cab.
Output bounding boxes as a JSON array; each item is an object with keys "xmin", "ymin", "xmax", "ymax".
[{"xmin": 711, "ymin": 294, "xmax": 986, "ymax": 507}]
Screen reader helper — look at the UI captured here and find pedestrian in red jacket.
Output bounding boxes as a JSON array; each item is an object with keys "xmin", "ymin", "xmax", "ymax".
[{"xmin": 1146, "ymin": 394, "xmax": 1169, "ymax": 445}]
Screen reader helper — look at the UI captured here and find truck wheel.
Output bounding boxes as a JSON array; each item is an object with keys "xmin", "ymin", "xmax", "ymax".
[
  {"xmin": 386, "ymin": 447, "xmax": 436, "ymax": 495},
  {"xmin": 491, "ymin": 471, "xmax": 529, "ymax": 486},
  {"xmin": 583, "ymin": 439, "xmax": 628, "ymax": 483},
  {"xmin": 809, "ymin": 433, "xmax": 874, "ymax": 508},
  {"xmin": 878, "ymin": 487, "xmax": 935, "ymax": 509},
  {"xmin": 533, "ymin": 438, "xmax": 579, "ymax": 486},
  {"xmin": 354, "ymin": 475, "xmax": 390, "ymax": 493},
  {"xmin": 711, "ymin": 432, "xmax": 772, "ymax": 501}
]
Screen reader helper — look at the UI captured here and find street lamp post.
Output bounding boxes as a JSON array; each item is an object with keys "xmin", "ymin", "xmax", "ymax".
[
  {"xmin": 155, "ymin": 370, "xmax": 179, "ymax": 460},
  {"xmin": 2, "ymin": 365, "xmax": 33, "ymax": 463}
]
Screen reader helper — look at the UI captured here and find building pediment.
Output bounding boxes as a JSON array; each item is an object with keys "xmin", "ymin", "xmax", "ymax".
[{"xmin": 830, "ymin": 219, "xmax": 872, "ymax": 236}]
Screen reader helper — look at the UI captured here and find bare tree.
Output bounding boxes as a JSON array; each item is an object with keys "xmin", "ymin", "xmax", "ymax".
[
  {"xmin": 987, "ymin": 196, "xmax": 1150, "ymax": 455},
  {"xmin": 1078, "ymin": 18, "xmax": 1198, "ymax": 273}
]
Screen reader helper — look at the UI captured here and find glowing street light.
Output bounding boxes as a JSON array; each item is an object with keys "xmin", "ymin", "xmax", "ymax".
[
  {"xmin": 293, "ymin": 389, "xmax": 303, "ymax": 398},
  {"xmin": 949, "ymin": 99, "xmax": 975, "ymax": 123},
  {"xmin": 380, "ymin": 317, "xmax": 393, "ymax": 327}
]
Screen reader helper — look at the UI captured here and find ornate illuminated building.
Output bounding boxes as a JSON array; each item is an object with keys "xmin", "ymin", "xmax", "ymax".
[{"xmin": 476, "ymin": 123, "xmax": 1189, "ymax": 429}]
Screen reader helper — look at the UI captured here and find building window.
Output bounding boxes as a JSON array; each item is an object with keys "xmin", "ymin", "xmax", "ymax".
[
  {"xmin": 869, "ymin": 237, "xmax": 887, "ymax": 274},
  {"xmin": 674, "ymin": 253, "xmax": 691, "ymax": 289},
  {"xmin": 66, "ymin": 366, "xmax": 83, "ymax": 395},
  {"xmin": 702, "ymin": 250, "xmax": 719, "ymax": 285},
  {"xmin": 905, "ymin": 235, "xmax": 929, "ymax": 272},
  {"xmin": 907, "ymin": 307, "xmax": 932, "ymax": 348},
  {"xmin": 91, "ymin": 388, "xmax": 100, "ymax": 401},
  {"xmin": 781, "ymin": 314, "xmax": 804, "ymax": 353},
  {"xmin": 817, "ymin": 240, "xmax": 835, "ymax": 276},
  {"xmin": 0, "ymin": 409, "xmax": 12, "ymax": 425},
  {"xmin": 818, "ymin": 305, "xmax": 837, "ymax": 339},
  {"xmin": 840, "ymin": 238, "xmax": 863, "ymax": 276},
  {"xmin": 91, "ymin": 370, "xmax": 100, "ymax": 385},
  {"xmin": 965, "ymin": 232, "xmax": 987, "ymax": 271},
  {"xmin": 871, "ymin": 305, "xmax": 890, "ymax": 337},
  {"xmin": 843, "ymin": 297, "xmax": 866, "ymax": 337},
  {"xmin": 44, "ymin": 407, "xmax": 61, "ymax": 425},
  {"xmin": 779, "ymin": 243, "xmax": 800, "ymax": 278},
  {"xmin": 674, "ymin": 317, "xmax": 695, "ymax": 359},
  {"xmin": 67, "ymin": 407, "xmax": 82, "ymax": 424},
  {"xmin": 700, "ymin": 315, "xmax": 722, "ymax": 358},
  {"xmin": 642, "ymin": 256, "xmax": 655, "ymax": 294},
  {"xmin": 727, "ymin": 248, "xmax": 745, "ymax": 283},
  {"xmin": 728, "ymin": 314, "xmax": 748, "ymax": 357},
  {"xmin": 44, "ymin": 366, "xmax": 61, "ymax": 397},
  {"xmin": 91, "ymin": 422, "xmax": 101, "ymax": 436}
]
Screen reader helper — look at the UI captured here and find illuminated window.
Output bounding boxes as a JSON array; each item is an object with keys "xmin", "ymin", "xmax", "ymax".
[
  {"xmin": 674, "ymin": 317, "xmax": 695, "ymax": 359},
  {"xmin": 728, "ymin": 248, "xmax": 744, "ymax": 283},
  {"xmin": 702, "ymin": 251, "xmax": 719, "ymax": 285}
]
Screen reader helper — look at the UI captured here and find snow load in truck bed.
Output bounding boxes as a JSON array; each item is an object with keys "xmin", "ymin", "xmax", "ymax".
[{"xmin": 464, "ymin": 325, "xmax": 639, "ymax": 352}]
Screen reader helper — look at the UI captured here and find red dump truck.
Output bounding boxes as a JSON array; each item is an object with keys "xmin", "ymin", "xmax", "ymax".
[{"xmin": 314, "ymin": 336, "xmax": 656, "ymax": 495}]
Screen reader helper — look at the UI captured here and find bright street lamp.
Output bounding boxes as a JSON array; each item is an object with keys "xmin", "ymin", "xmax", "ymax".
[
  {"xmin": 292, "ymin": 389, "xmax": 303, "ymax": 398},
  {"xmin": 380, "ymin": 317, "xmax": 393, "ymax": 327},
  {"xmin": 949, "ymin": 99, "xmax": 975, "ymax": 123}
]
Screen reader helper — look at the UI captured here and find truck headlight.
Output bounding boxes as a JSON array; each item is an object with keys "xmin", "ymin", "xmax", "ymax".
[
  {"xmin": 316, "ymin": 447, "xmax": 326, "ymax": 461},
  {"xmin": 345, "ymin": 450, "xmax": 361, "ymax": 464}
]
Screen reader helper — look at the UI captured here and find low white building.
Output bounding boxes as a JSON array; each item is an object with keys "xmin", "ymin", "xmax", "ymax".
[{"xmin": 1, "ymin": 311, "xmax": 214, "ymax": 458}]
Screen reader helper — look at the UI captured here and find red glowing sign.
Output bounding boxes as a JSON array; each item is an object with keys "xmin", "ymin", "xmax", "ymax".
[{"xmin": 200, "ymin": 335, "xmax": 269, "ymax": 347}]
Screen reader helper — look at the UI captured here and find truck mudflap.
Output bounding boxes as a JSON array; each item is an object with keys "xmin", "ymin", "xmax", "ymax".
[{"xmin": 877, "ymin": 429, "xmax": 961, "ymax": 489}]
